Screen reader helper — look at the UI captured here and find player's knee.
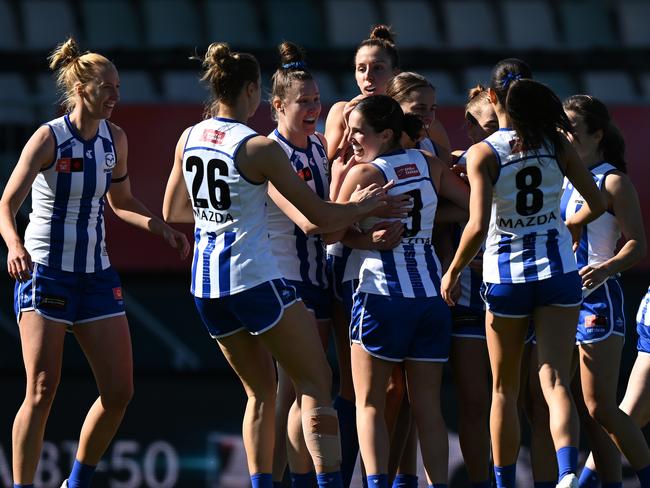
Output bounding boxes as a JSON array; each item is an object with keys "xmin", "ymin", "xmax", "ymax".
[
  {"xmin": 585, "ymin": 398, "xmax": 618, "ymax": 428},
  {"xmin": 27, "ymin": 374, "xmax": 60, "ymax": 410},
  {"xmin": 303, "ymin": 407, "xmax": 342, "ymax": 470},
  {"xmin": 101, "ymin": 383, "xmax": 134, "ymax": 411},
  {"xmin": 459, "ymin": 393, "xmax": 490, "ymax": 423}
]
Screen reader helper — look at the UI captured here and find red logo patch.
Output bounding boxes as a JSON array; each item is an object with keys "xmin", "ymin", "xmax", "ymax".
[
  {"xmin": 395, "ymin": 164, "xmax": 420, "ymax": 179},
  {"xmin": 297, "ymin": 167, "xmax": 313, "ymax": 181},
  {"xmin": 113, "ymin": 287, "xmax": 123, "ymax": 300},
  {"xmin": 56, "ymin": 157, "xmax": 84, "ymax": 173},
  {"xmin": 585, "ymin": 314, "xmax": 607, "ymax": 327},
  {"xmin": 201, "ymin": 129, "xmax": 225, "ymax": 145}
]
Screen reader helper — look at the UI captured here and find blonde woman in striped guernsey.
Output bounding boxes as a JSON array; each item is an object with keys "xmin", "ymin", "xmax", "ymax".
[{"xmin": 0, "ymin": 38, "xmax": 189, "ymax": 488}]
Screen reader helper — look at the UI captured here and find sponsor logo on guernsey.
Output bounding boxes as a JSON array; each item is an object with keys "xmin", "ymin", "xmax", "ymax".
[
  {"xmin": 498, "ymin": 211, "xmax": 557, "ymax": 228},
  {"xmin": 201, "ymin": 129, "xmax": 225, "ymax": 145},
  {"xmin": 395, "ymin": 164, "xmax": 420, "ymax": 179},
  {"xmin": 193, "ymin": 208, "xmax": 234, "ymax": 224},
  {"xmin": 113, "ymin": 287, "xmax": 123, "ymax": 301},
  {"xmin": 297, "ymin": 167, "xmax": 313, "ymax": 181},
  {"xmin": 56, "ymin": 157, "xmax": 84, "ymax": 173},
  {"xmin": 585, "ymin": 314, "xmax": 607, "ymax": 328}
]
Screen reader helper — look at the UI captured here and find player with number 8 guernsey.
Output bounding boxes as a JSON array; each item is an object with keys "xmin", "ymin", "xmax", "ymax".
[{"xmin": 440, "ymin": 59, "xmax": 607, "ymax": 488}]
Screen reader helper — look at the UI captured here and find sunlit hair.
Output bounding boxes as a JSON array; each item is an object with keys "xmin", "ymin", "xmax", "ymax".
[
  {"xmin": 48, "ymin": 37, "xmax": 114, "ymax": 113},
  {"xmin": 270, "ymin": 41, "xmax": 314, "ymax": 121},
  {"xmin": 464, "ymin": 84, "xmax": 489, "ymax": 126},
  {"xmin": 563, "ymin": 94, "xmax": 626, "ymax": 173},
  {"xmin": 355, "ymin": 24, "xmax": 399, "ymax": 70},
  {"xmin": 385, "ymin": 71, "xmax": 433, "ymax": 105},
  {"xmin": 197, "ymin": 42, "xmax": 260, "ymax": 118}
]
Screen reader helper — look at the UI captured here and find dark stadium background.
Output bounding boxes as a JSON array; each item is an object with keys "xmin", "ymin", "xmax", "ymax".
[{"xmin": 0, "ymin": 0, "xmax": 649, "ymax": 486}]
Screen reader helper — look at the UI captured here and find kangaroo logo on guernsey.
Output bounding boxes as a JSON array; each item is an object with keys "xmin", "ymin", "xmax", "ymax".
[
  {"xmin": 104, "ymin": 152, "xmax": 116, "ymax": 172},
  {"xmin": 85, "ymin": 149, "xmax": 93, "ymax": 159}
]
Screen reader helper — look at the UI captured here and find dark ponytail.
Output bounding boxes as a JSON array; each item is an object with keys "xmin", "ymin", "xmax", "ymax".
[
  {"xmin": 506, "ymin": 79, "xmax": 574, "ymax": 157},
  {"xmin": 563, "ymin": 94, "xmax": 626, "ymax": 173},
  {"xmin": 490, "ymin": 58, "xmax": 533, "ymax": 107}
]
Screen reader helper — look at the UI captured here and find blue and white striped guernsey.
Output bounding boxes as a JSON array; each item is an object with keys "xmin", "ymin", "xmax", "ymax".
[
  {"xmin": 24, "ymin": 114, "xmax": 115, "ymax": 272},
  {"xmin": 637, "ymin": 286, "xmax": 650, "ymax": 328},
  {"xmin": 454, "ymin": 151, "xmax": 485, "ymax": 310},
  {"xmin": 561, "ymin": 161, "xmax": 621, "ymax": 269},
  {"xmin": 184, "ymin": 117, "xmax": 281, "ymax": 298},
  {"xmin": 267, "ymin": 130, "xmax": 329, "ymax": 288},
  {"xmin": 356, "ymin": 149, "xmax": 442, "ymax": 298},
  {"xmin": 482, "ymin": 129, "xmax": 576, "ymax": 284}
]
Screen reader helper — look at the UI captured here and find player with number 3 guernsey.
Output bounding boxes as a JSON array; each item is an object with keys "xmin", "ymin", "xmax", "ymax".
[
  {"xmin": 162, "ymin": 43, "xmax": 393, "ymax": 488},
  {"xmin": 440, "ymin": 59, "xmax": 606, "ymax": 488}
]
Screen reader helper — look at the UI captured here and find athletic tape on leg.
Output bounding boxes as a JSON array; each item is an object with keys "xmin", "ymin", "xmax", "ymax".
[{"xmin": 303, "ymin": 407, "xmax": 342, "ymax": 468}]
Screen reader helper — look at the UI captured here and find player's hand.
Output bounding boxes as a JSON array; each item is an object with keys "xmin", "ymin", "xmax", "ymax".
[
  {"xmin": 369, "ymin": 221, "xmax": 404, "ymax": 250},
  {"xmin": 372, "ymin": 192, "xmax": 413, "ymax": 218},
  {"xmin": 331, "ymin": 140, "xmax": 358, "ymax": 183},
  {"xmin": 343, "ymin": 95, "xmax": 365, "ymax": 127},
  {"xmin": 441, "ymin": 270, "xmax": 460, "ymax": 306},
  {"xmin": 162, "ymin": 225, "xmax": 191, "ymax": 259},
  {"xmin": 7, "ymin": 242, "xmax": 33, "ymax": 282},
  {"xmin": 579, "ymin": 264, "xmax": 611, "ymax": 291},
  {"xmin": 565, "ymin": 218, "xmax": 583, "ymax": 252}
]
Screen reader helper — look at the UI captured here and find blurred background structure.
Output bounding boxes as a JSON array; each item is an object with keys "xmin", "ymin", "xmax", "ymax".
[{"xmin": 0, "ymin": 0, "xmax": 649, "ymax": 486}]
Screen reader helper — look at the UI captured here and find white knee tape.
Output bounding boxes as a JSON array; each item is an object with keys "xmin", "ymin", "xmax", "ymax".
[{"xmin": 302, "ymin": 406, "xmax": 342, "ymax": 468}]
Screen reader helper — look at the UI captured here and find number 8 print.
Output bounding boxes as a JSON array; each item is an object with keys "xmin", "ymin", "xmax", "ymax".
[{"xmin": 515, "ymin": 166, "xmax": 544, "ymax": 216}]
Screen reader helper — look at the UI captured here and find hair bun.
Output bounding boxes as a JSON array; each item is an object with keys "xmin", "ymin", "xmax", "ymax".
[
  {"xmin": 204, "ymin": 42, "xmax": 234, "ymax": 69},
  {"xmin": 278, "ymin": 41, "xmax": 306, "ymax": 68},
  {"xmin": 48, "ymin": 37, "xmax": 81, "ymax": 71},
  {"xmin": 369, "ymin": 24, "xmax": 395, "ymax": 44}
]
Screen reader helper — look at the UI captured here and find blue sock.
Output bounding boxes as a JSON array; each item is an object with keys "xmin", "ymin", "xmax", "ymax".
[
  {"xmin": 252, "ymin": 473, "xmax": 274, "ymax": 488},
  {"xmin": 291, "ymin": 472, "xmax": 316, "ymax": 488},
  {"xmin": 556, "ymin": 446, "xmax": 578, "ymax": 479},
  {"xmin": 362, "ymin": 476, "xmax": 369, "ymax": 488},
  {"xmin": 471, "ymin": 481, "xmax": 490, "ymax": 488},
  {"xmin": 68, "ymin": 460, "xmax": 96, "ymax": 488},
  {"xmin": 333, "ymin": 396, "xmax": 358, "ymax": 488},
  {"xmin": 637, "ymin": 464, "xmax": 650, "ymax": 488},
  {"xmin": 366, "ymin": 474, "xmax": 388, "ymax": 488},
  {"xmin": 534, "ymin": 482, "xmax": 556, "ymax": 488},
  {"xmin": 317, "ymin": 471, "xmax": 343, "ymax": 488},
  {"xmin": 392, "ymin": 474, "xmax": 418, "ymax": 488},
  {"xmin": 602, "ymin": 483, "xmax": 622, "ymax": 488},
  {"xmin": 494, "ymin": 464, "xmax": 516, "ymax": 488},
  {"xmin": 13, "ymin": 485, "xmax": 34, "ymax": 488},
  {"xmin": 578, "ymin": 467, "xmax": 599, "ymax": 488}
]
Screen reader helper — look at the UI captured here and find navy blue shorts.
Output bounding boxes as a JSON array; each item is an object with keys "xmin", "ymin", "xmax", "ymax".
[
  {"xmin": 286, "ymin": 280, "xmax": 331, "ymax": 321},
  {"xmin": 451, "ymin": 305, "xmax": 485, "ymax": 339},
  {"xmin": 482, "ymin": 271, "xmax": 582, "ymax": 318},
  {"xmin": 577, "ymin": 279, "xmax": 625, "ymax": 344},
  {"xmin": 194, "ymin": 278, "xmax": 299, "ymax": 339},
  {"xmin": 14, "ymin": 263, "xmax": 125, "ymax": 325},
  {"xmin": 342, "ymin": 279, "xmax": 358, "ymax": 318},
  {"xmin": 350, "ymin": 292, "xmax": 451, "ymax": 362}
]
